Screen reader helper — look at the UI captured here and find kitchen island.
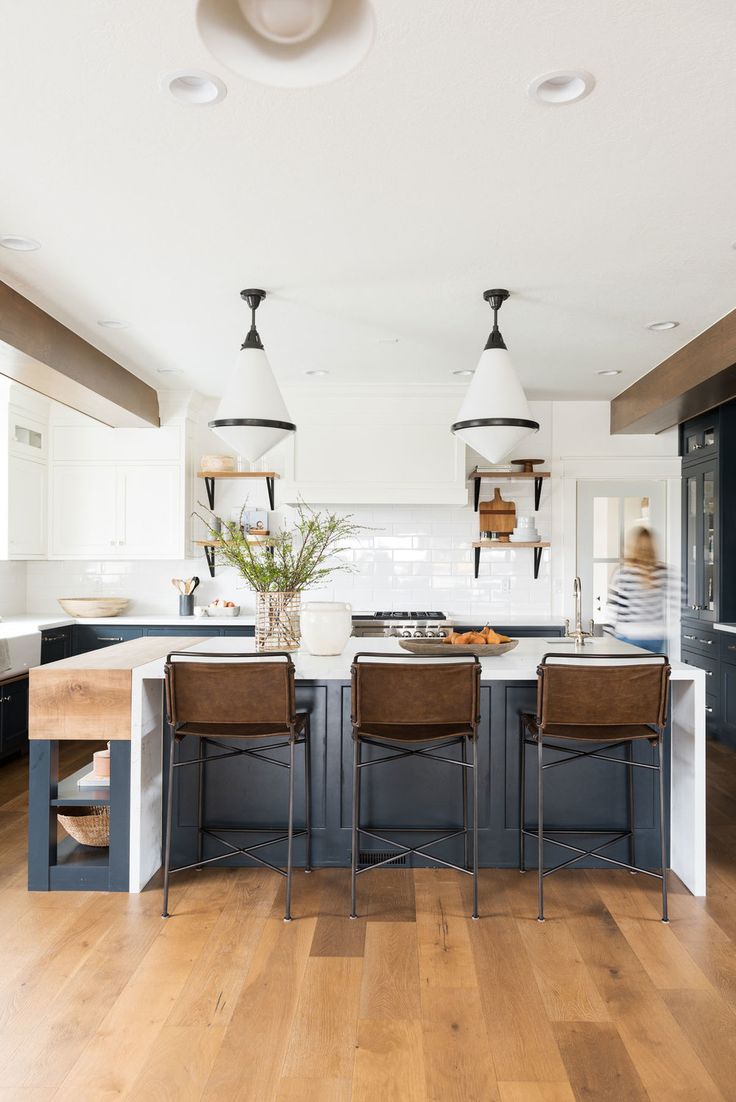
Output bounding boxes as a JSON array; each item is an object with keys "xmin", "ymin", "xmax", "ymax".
[{"xmin": 29, "ymin": 636, "xmax": 706, "ymax": 896}]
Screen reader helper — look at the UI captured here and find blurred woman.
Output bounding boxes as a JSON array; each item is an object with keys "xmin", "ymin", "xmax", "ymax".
[{"xmin": 607, "ymin": 527, "xmax": 674, "ymax": 654}]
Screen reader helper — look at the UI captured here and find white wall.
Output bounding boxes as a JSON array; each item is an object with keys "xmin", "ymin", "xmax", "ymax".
[{"xmin": 23, "ymin": 401, "xmax": 681, "ymax": 623}]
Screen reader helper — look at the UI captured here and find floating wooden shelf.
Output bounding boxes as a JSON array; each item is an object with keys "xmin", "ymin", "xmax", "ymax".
[
  {"xmin": 469, "ymin": 467, "xmax": 550, "ymax": 512},
  {"xmin": 471, "ymin": 539, "xmax": 550, "ymax": 580},
  {"xmin": 197, "ymin": 470, "xmax": 279, "ymax": 510}
]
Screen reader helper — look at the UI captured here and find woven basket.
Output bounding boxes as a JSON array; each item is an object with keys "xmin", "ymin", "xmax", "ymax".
[{"xmin": 57, "ymin": 806, "xmax": 110, "ymax": 847}]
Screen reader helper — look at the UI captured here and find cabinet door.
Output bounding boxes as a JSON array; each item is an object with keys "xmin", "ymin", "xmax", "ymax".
[
  {"xmin": 8, "ymin": 455, "xmax": 46, "ymax": 558},
  {"xmin": 40, "ymin": 630, "xmax": 73, "ymax": 664},
  {"xmin": 49, "ymin": 465, "xmax": 118, "ymax": 558},
  {"xmin": 0, "ymin": 677, "xmax": 28, "ymax": 757},
  {"xmin": 683, "ymin": 468, "xmax": 701, "ymax": 615},
  {"xmin": 700, "ymin": 464, "xmax": 718, "ymax": 622},
  {"xmin": 117, "ymin": 465, "xmax": 182, "ymax": 559},
  {"xmin": 682, "ymin": 461, "xmax": 718, "ymax": 623}
]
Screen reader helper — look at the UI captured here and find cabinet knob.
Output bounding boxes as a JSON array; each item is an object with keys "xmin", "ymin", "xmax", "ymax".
[{"xmin": 705, "ymin": 705, "xmax": 713, "ymax": 714}]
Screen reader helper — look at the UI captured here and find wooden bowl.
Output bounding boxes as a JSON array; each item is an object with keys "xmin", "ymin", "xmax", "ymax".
[
  {"xmin": 57, "ymin": 597, "xmax": 130, "ymax": 618},
  {"xmin": 398, "ymin": 638, "xmax": 519, "ymax": 657}
]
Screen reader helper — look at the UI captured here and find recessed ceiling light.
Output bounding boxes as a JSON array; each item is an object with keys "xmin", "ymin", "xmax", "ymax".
[
  {"xmin": 597, "ymin": 369, "xmax": 621, "ymax": 376},
  {"xmin": 529, "ymin": 70, "xmax": 595, "ymax": 106},
  {"xmin": 453, "ymin": 370, "xmax": 475, "ymax": 377},
  {"xmin": 0, "ymin": 234, "xmax": 41, "ymax": 251},
  {"xmin": 305, "ymin": 369, "xmax": 329, "ymax": 376},
  {"xmin": 163, "ymin": 70, "xmax": 227, "ymax": 105},
  {"xmin": 646, "ymin": 320, "xmax": 679, "ymax": 331},
  {"xmin": 97, "ymin": 319, "xmax": 129, "ymax": 329}
]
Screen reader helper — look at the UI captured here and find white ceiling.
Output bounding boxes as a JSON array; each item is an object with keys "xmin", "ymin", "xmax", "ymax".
[{"xmin": 2, "ymin": 0, "xmax": 736, "ymax": 404}]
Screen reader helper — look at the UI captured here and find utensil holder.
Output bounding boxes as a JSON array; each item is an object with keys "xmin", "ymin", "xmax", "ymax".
[{"xmin": 179, "ymin": 594, "xmax": 194, "ymax": 617}]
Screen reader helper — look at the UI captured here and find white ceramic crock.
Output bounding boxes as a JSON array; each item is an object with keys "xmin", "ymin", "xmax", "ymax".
[{"xmin": 300, "ymin": 601, "xmax": 353, "ymax": 656}]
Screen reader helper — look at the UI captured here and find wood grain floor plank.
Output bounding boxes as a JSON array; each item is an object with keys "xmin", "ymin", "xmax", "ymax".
[
  {"xmin": 553, "ymin": 1021, "xmax": 650, "ymax": 1102},
  {"xmin": 202, "ymin": 915, "xmax": 316, "ymax": 1102},
  {"xmin": 469, "ymin": 913, "xmax": 567, "ymax": 1082},
  {"xmin": 421, "ymin": 986, "xmax": 499, "ymax": 1102},
  {"xmin": 565, "ymin": 891, "xmax": 726, "ymax": 1102},
  {"xmin": 352, "ymin": 1020, "xmax": 426, "ymax": 1102},
  {"xmin": 281, "ymin": 956, "xmax": 363, "ymax": 1080},
  {"xmin": 663, "ymin": 988, "xmax": 736, "ymax": 1102},
  {"xmin": 309, "ymin": 869, "xmax": 367, "ymax": 958},
  {"xmin": 359, "ymin": 922, "xmax": 420, "ymax": 1019},
  {"xmin": 123, "ymin": 1024, "xmax": 227, "ymax": 1102},
  {"xmin": 275, "ymin": 1078, "xmax": 351, "ymax": 1101},
  {"xmin": 414, "ymin": 872, "xmax": 478, "ymax": 989},
  {"xmin": 497, "ymin": 1083, "xmax": 576, "ymax": 1102}
]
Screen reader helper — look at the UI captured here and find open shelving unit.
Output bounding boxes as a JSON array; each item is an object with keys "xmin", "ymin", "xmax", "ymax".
[
  {"xmin": 469, "ymin": 466, "xmax": 551, "ymax": 580},
  {"xmin": 29, "ymin": 744, "xmax": 130, "ymax": 892},
  {"xmin": 196, "ymin": 470, "xmax": 279, "ymax": 577}
]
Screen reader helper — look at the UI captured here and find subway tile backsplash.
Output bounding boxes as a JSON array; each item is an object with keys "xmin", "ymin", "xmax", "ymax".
[{"xmin": 24, "ymin": 493, "xmax": 556, "ymax": 621}]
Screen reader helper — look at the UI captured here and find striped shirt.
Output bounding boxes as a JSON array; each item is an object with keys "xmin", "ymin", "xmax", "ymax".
[{"xmin": 607, "ymin": 563, "xmax": 676, "ymax": 639}]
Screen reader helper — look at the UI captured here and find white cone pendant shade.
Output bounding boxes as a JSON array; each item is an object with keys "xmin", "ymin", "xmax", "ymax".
[
  {"xmin": 451, "ymin": 290, "xmax": 538, "ymax": 464},
  {"xmin": 209, "ymin": 290, "xmax": 296, "ymax": 463}
]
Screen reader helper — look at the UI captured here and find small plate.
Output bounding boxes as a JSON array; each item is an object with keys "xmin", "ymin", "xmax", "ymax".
[{"xmin": 398, "ymin": 638, "xmax": 519, "ymax": 657}]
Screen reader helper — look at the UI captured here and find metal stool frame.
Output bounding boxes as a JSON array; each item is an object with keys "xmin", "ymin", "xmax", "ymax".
[
  {"xmin": 162, "ymin": 651, "xmax": 311, "ymax": 922},
  {"xmin": 350, "ymin": 652, "xmax": 481, "ymax": 920},
  {"xmin": 519, "ymin": 652, "xmax": 670, "ymax": 923}
]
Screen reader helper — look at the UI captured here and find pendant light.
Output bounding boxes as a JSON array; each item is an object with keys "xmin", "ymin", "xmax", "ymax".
[
  {"xmin": 209, "ymin": 289, "xmax": 296, "ymax": 462},
  {"xmin": 451, "ymin": 289, "xmax": 539, "ymax": 464}
]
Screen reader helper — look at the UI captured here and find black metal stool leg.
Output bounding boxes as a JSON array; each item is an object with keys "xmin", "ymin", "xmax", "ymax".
[
  {"xmin": 196, "ymin": 738, "xmax": 206, "ymax": 870},
  {"xmin": 519, "ymin": 716, "xmax": 526, "ymax": 873},
  {"xmin": 537, "ymin": 735, "xmax": 544, "ymax": 922},
  {"xmin": 284, "ymin": 738, "xmax": 296, "ymax": 922},
  {"xmin": 472, "ymin": 734, "xmax": 479, "ymax": 920},
  {"xmin": 627, "ymin": 740, "xmax": 636, "ymax": 873},
  {"xmin": 162, "ymin": 734, "xmax": 177, "ymax": 918},
  {"xmin": 658, "ymin": 735, "xmax": 669, "ymax": 923},
  {"xmin": 350, "ymin": 735, "xmax": 361, "ymax": 919},
  {"xmin": 462, "ymin": 736, "xmax": 469, "ymax": 870},
  {"xmin": 304, "ymin": 716, "xmax": 312, "ymax": 873}
]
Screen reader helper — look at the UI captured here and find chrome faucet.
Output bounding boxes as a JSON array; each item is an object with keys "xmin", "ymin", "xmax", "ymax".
[{"xmin": 564, "ymin": 576, "xmax": 594, "ymax": 645}]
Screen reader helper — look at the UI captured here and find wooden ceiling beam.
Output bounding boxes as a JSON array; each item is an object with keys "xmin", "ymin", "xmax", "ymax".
[
  {"xmin": 0, "ymin": 281, "xmax": 159, "ymax": 427},
  {"xmin": 611, "ymin": 308, "xmax": 736, "ymax": 434}
]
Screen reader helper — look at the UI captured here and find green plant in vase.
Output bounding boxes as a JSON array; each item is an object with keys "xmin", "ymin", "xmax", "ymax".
[{"xmin": 196, "ymin": 503, "xmax": 367, "ymax": 650}]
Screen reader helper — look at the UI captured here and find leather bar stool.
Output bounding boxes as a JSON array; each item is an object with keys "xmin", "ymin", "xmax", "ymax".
[
  {"xmin": 519, "ymin": 652, "xmax": 671, "ymax": 922},
  {"xmin": 350, "ymin": 652, "xmax": 481, "ymax": 920},
  {"xmin": 162, "ymin": 651, "xmax": 311, "ymax": 922}
]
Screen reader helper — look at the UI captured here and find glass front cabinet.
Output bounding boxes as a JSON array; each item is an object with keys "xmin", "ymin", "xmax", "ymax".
[{"xmin": 682, "ymin": 459, "xmax": 718, "ymax": 623}]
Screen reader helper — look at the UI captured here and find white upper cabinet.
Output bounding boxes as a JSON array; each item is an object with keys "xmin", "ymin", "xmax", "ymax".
[
  {"xmin": 48, "ymin": 415, "xmax": 189, "ymax": 560},
  {"xmin": 0, "ymin": 385, "xmax": 50, "ymax": 560},
  {"xmin": 267, "ymin": 387, "xmax": 468, "ymax": 505}
]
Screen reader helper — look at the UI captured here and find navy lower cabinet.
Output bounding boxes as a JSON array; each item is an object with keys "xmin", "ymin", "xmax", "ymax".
[
  {"xmin": 164, "ymin": 678, "xmax": 668, "ymax": 875},
  {"xmin": 40, "ymin": 627, "xmax": 74, "ymax": 664},
  {"xmin": 0, "ymin": 675, "xmax": 29, "ymax": 761},
  {"xmin": 72, "ymin": 623, "xmax": 255, "ymax": 655},
  {"xmin": 73, "ymin": 625, "xmax": 145, "ymax": 653}
]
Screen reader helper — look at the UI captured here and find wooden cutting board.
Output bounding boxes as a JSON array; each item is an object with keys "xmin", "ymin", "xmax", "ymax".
[{"xmin": 479, "ymin": 488, "xmax": 516, "ymax": 539}]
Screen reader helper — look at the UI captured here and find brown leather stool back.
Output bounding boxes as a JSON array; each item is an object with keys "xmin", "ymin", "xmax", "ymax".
[
  {"xmin": 536, "ymin": 656, "xmax": 670, "ymax": 732},
  {"xmin": 165, "ymin": 652, "xmax": 296, "ymax": 731},
  {"xmin": 351, "ymin": 656, "xmax": 480, "ymax": 734}
]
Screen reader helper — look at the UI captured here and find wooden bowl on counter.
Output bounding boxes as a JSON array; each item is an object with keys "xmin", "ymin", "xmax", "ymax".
[
  {"xmin": 57, "ymin": 597, "xmax": 130, "ymax": 618},
  {"xmin": 398, "ymin": 638, "xmax": 519, "ymax": 656}
]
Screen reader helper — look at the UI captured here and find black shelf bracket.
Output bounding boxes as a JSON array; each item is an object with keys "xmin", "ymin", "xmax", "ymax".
[
  {"xmin": 474, "ymin": 546, "xmax": 481, "ymax": 579},
  {"xmin": 533, "ymin": 546, "xmax": 543, "ymax": 579},
  {"xmin": 534, "ymin": 476, "xmax": 543, "ymax": 511},
  {"xmin": 474, "ymin": 479, "xmax": 481, "ymax": 512},
  {"xmin": 204, "ymin": 544, "xmax": 217, "ymax": 578}
]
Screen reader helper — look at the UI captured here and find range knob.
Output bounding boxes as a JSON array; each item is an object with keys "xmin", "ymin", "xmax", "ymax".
[
  {"xmin": 401, "ymin": 629, "xmax": 412, "ymax": 638},
  {"xmin": 413, "ymin": 630, "xmax": 424, "ymax": 638},
  {"xmin": 436, "ymin": 627, "xmax": 448, "ymax": 638},
  {"xmin": 425, "ymin": 629, "xmax": 438, "ymax": 638}
]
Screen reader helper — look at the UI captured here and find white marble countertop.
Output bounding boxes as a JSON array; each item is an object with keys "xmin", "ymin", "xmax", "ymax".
[
  {"xmin": 133, "ymin": 634, "xmax": 700, "ymax": 683},
  {"xmin": 0, "ymin": 613, "xmax": 257, "ymax": 631}
]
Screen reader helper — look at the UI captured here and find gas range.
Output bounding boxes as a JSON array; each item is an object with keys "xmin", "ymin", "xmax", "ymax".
[{"xmin": 351, "ymin": 611, "xmax": 453, "ymax": 639}]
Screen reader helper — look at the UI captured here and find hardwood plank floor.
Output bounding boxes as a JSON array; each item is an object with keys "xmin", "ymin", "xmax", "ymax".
[{"xmin": 0, "ymin": 739, "xmax": 735, "ymax": 1099}]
